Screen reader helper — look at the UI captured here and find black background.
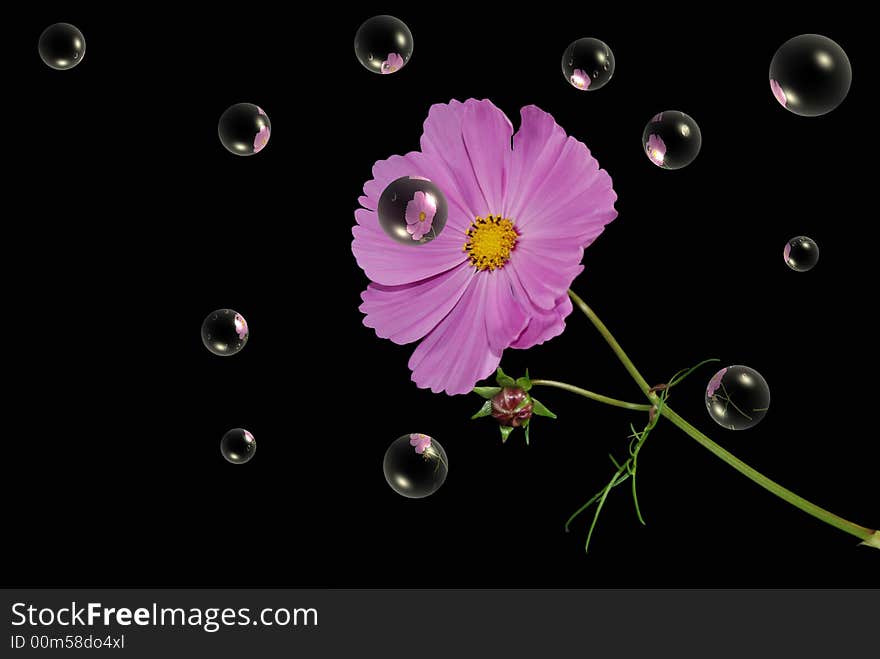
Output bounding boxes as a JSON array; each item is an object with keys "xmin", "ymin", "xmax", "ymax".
[{"xmin": 8, "ymin": 2, "xmax": 877, "ymax": 587}]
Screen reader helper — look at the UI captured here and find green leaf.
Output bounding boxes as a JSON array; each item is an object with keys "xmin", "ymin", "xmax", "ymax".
[
  {"xmin": 473, "ymin": 386, "xmax": 502, "ymax": 400},
  {"xmin": 495, "ymin": 367, "xmax": 517, "ymax": 388},
  {"xmin": 470, "ymin": 400, "xmax": 494, "ymax": 420},
  {"xmin": 515, "ymin": 369, "xmax": 532, "ymax": 392},
  {"xmin": 499, "ymin": 425, "xmax": 515, "ymax": 443},
  {"xmin": 524, "ymin": 423, "xmax": 531, "ymax": 445},
  {"xmin": 513, "ymin": 397, "xmax": 531, "ymax": 412},
  {"xmin": 530, "ymin": 397, "xmax": 557, "ymax": 419},
  {"xmin": 516, "ymin": 378, "xmax": 532, "ymax": 391}
]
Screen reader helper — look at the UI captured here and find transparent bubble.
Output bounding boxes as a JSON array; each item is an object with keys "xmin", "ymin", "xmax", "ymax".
[
  {"xmin": 383, "ymin": 434, "xmax": 448, "ymax": 498},
  {"xmin": 378, "ymin": 177, "xmax": 448, "ymax": 245},
  {"xmin": 769, "ymin": 34, "xmax": 851, "ymax": 116},
  {"xmin": 642, "ymin": 111, "xmax": 702, "ymax": 169},
  {"xmin": 201, "ymin": 309, "xmax": 249, "ymax": 356},
  {"xmin": 784, "ymin": 236, "xmax": 819, "ymax": 272},
  {"xmin": 218, "ymin": 103, "xmax": 271, "ymax": 156},
  {"xmin": 221, "ymin": 428, "xmax": 256, "ymax": 464},
  {"xmin": 561, "ymin": 37, "xmax": 615, "ymax": 91},
  {"xmin": 705, "ymin": 365, "xmax": 770, "ymax": 430},
  {"xmin": 354, "ymin": 15, "xmax": 413, "ymax": 74},
  {"xmin": 38, "ymin": 23, "xmax": 86, "ymax": 70}
]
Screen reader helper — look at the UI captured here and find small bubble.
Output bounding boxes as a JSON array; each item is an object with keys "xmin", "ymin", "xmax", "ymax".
[
  {"xmin": 784, "ymin": 236, "xmax": 819, "ymax": 272},
  {"xmin": 378, "ymin": 176, "xmax": 449, "ymax": 246},
  {"xmin": 218, "ymin": 103, "xmax": 271, "ymax": 156},
  {"xmin": 383, "ymin": 434, "xmax": 448, "ymax": 498},
  {"xmin": 354, "ymin": 16, "xmax": 413, "ymax": 75},
  {"xmin": 769, "ymin": 34, "xmax": 851, "ymax": 116},
  {"xmin": 202, "ymin": 309, "xmax": 249, "ymax": 356},
  {"xmin": 221, "ymin": 428, "xmax": 256, "ymax": 464},
  {"xmin": 705, "ymin": 365, "xmax": 770, "ymax": 431},
  {"xmin": 38, "ymin": 23, "xmax": 86, "ymax": 70},
  {"xmin": 561, "ymin": 37, "xmax": 615, "ymax": 92},
  {"xmin": 642, "ymin": 111, "xmax": 701, "ymax": 170}
]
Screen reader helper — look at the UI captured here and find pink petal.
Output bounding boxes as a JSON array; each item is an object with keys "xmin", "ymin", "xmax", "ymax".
[
  {"xmin": 360, "ymin": 262, "xmax": 475, "ymax": 345},
  {"xmin": 482, "ymin": 270, "xmax": 529, "ymax": 354},
  {"xmin": 571, "ymin": 69, "xmax": 590, "ymax": 90},
  {"xmin": 770, "ymin": 79, "xmax": 787, "ymax": 107},
  {"xmin": 508, "ymin": 246, "xmax": 584, "ymax": 310},
  {"xmin": 646, "ymin": 134, "xmax": 666, "ymax": 165},
  {"xmin": 420, "ymin": 99, "xmax": 494, "ymax": 219},
  {"xmin": 503, "ymin": 105, "xmax": 571, "ymax": 220},
  {"xmin": 460, "ymin": 99, "xmax": 513, "ymax": 214},
  {"xmin": 511, "ymin": 121, "xmax": 609, "ymax": 232},
  {"xmin": 352, "ymin": 210, "xmax": 467, "ymax": 286},
  {"xmin": 407, "ymin": 276, "xmax": 500, "ymax": 395},
  {"xmin": 253, "ymin": 126, "xmax": 269, "ymax": 153},
  {"xmin": 409, "ymin": 434, "xmax": 431, "ymax": 454},
  {"xmin": 405, "ymin": 191, "xmax": 428, "ymax": 225},
  {"xmin": 234, "ymin": 313, "xmax": 248, "ymax": 340},
  {"xmin": 510, "ymin": 292, "xmax": 572, "ymax": 349},
  {"xmin": 408, "ymin": 213, "xmax": 434, "ymax": 240}
]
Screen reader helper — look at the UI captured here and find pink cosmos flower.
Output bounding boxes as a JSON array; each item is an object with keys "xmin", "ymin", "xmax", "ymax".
[
  {"xmin": 353, "ymin": 99, "xmax": 618, "ymax": 395},
  {"xmin": 783, "ymin": 242, "xmax": 792, "ymax": 264},
  {"xmin": 651, "ymin": 112, "xmax": 663, "ymax": 123},
  {"xmin": 234, "ymin": 313, "xmax": 248, "ymax": 341},
  {"xmin": 770, "ymin": 79, "xmax": 787, "ymax": 107},
  {"xmin": 381, "ymin": 52, "xmax": 404, "ymax": 74},
  {"xmin": 244, "ymin": 430, "xmax": 255, "ymax": 444},
  {"xmin": 645, "ymin": 133, "xmax": 666, "ymax": 167},
  {"xmin": 404, "ymin": 190, "xmax": 437, "ymax": 241},
  {"xmin": 570, "ymin": 69, "xmax": 591, "ymax": 90},
  {"xmin": 409, "ymin": 433, "xmax": 432, "ymax": 454},
  {"xmin": 707, "ymin": 367, "xmax": 728, "ymax": 398},
  {"xmin": 254, "ymin": 125, "xmax": 270, "ymax": 153},
  {"xmin": 257, "ymin": 106, "xmax": 266, "ymax": 116}
]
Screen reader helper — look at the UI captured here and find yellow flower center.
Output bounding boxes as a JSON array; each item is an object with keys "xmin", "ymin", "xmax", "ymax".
[
  {"xmin": 419, "ymin": 211, "xmax": 426, "ymax": 222},
  {"xmin": 463, "ymin": 215, "xmax": 518, "ymax": 271}
]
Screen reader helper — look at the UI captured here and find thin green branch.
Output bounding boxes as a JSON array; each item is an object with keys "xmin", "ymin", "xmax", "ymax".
[{"xmin": 530, "ymin": 379, "xmax": 651, "ymax": 412}]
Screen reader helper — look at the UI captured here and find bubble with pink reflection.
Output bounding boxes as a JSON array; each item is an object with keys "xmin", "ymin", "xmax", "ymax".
[
  {"xmin": 562, "ymin": 37, "xmax": 615, "ymax": 91},
  {"xmin": 642, "ymin": 111, "xmax": 701, "ymax": 170},
  {"xmin": 218, "ymin": 103, "xmax": 271, "ymax": 156},
  {"xmin": 377, "ymin": 176, "xmax": 449, "ymax": 246}
]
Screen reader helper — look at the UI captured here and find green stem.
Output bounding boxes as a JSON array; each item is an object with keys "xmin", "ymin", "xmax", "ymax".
[
  {"xmin": 568, "ymin": 290, "xmax": 652, "ymax": 396},
  {"xmin": 567, "ymin": 288, "xmax": 878, "ymax": 546},
  {"xmin": 531, "ymin": 379, "xmax": 651, "ymax": 412},
  {"xmin": 659, "ymin": 406, "xmax": 876, "ymax": 542}
]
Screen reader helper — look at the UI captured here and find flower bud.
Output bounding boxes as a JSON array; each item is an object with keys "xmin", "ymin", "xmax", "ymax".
[{"xmin": 491, "ymin": 387, "xmax": 533, "ymax": 427}]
